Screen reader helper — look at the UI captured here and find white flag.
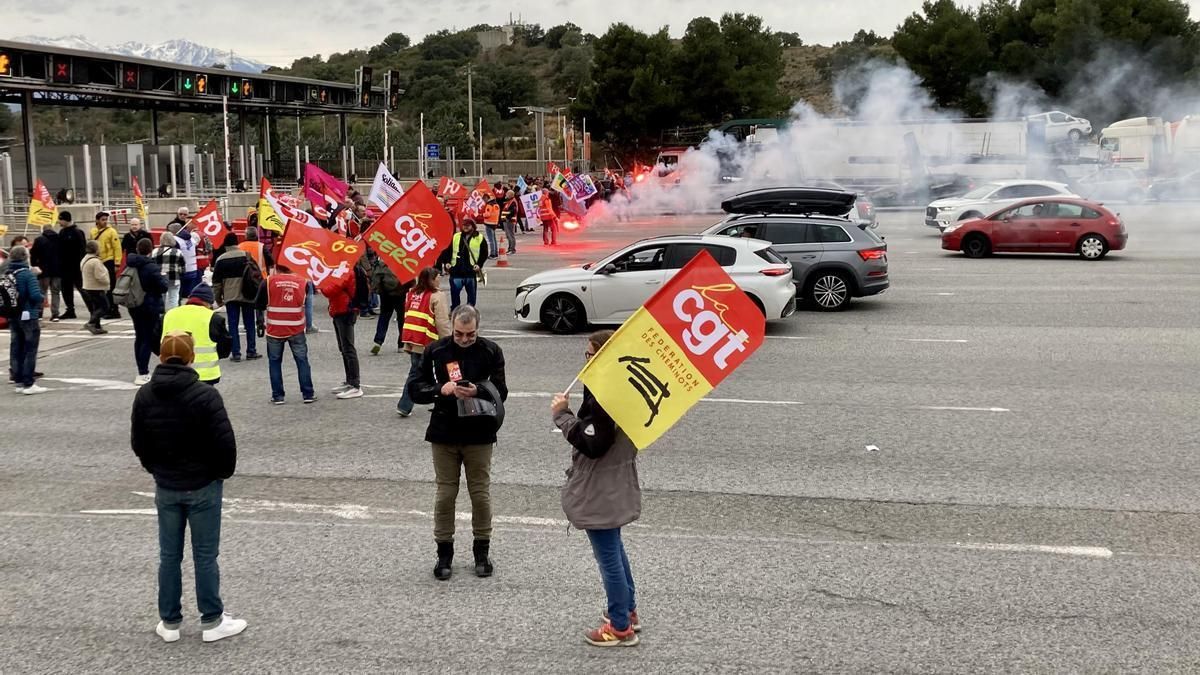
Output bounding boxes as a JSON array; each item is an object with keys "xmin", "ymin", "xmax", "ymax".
[
  {"xmin": 368, "ymin": 162, "xmax": 404, "ymax": 212},
  {"xmin": 520, "ymin": 192, "xmax": 543, "ymax": 228}
]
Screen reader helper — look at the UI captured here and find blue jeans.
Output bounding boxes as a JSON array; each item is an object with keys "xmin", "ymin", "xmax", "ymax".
[
  {"xmin": 396, "ymin": 351, "xmax": 423, "ymax": 415},
  {"xmin": 484, "ymin": 226, "xmax": 498, "ymax": 257},
  {"xmin": 179, "ymin": 270, "xmax": 202, "ymax": 299},
  {"xmin": 226, "ymin": 303, "xmax": 257, "ymax": 357},
  {"xmin": 10, "ymin": 319, "xmax": 41, "ymax": 388},
  {"xmin": 304, "ymin": 281, "xmax": 315, "ymax": 330},
  {"xmin": 156, "ymin": 480, "xmax": 225, "ymax": 627},
  {"xmin": 267, "ymin": 334, "xmax": 314, "ymax": 401},
  {"xmin": 586, "ymin": 528, "xmax": 636, "ymax": 631},
  {"xmin": 450, "ymin": 276, "xmax": 477, "ymax": 309},
  {"xmin": 373, "ymin": 294, "xmax": 403, "ymax": 347}
]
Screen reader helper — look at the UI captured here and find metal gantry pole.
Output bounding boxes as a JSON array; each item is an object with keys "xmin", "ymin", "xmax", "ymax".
[
  {"xmin": 83, "ymin": 144, "xmax": 93, "ymax": 204},
  {"xmin": 100, "ymin": 145, "xmax": 111, "ymax": 207},
  {"xmin": 249, "ymin": 145, "xmax": 257, "ymax": 187},
  {"xmin": 168, "ymin": 146, "xmax": 177, "ymax": 198},
  {"xmin": 223, "ymin": 95, "xmax": 233, "ymax": 195}
]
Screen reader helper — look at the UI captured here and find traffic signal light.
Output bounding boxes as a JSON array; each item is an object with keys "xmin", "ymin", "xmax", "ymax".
[
  {"xmin": 195, "ymin": 74, "xmax": 208, "ymax": 95},
  {"xmin": 121, "ymin": 64, "xmax": 139, "ymax": 89},
  {"xmin": 385, "ymin": 70, "xmax": 401, "ymax": 110},
  {"xmin": 179, "ymin": 73, "xmax": 196, "ymax": 95},
  {"xmin": 50, "ymin": 57, "xmax": 71, "ymax": 83},
  {"xmin": 356, "ymin": 66, "xmax": 373, "ymax": 108},
  {"xmin": 241, "ymin": 79, "xmax": 254, "ymax": 98},
  {"xmin": 0, "ymin": 53, "xmax": 11, "ymax": 77}
]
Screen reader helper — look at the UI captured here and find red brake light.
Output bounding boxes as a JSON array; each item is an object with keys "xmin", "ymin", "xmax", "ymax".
[
  {"xmin": 759, "ymin": 267, "xmax": 791, "ymax": 277},
  {"xmin": 857, "ymin": 247, "xmax": 886, "ymax": 261}
]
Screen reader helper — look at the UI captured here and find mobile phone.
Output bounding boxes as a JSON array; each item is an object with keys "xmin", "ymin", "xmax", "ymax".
[{"xmin": 455, "ymin": 379, "xmax": 473, "ymax": 388}]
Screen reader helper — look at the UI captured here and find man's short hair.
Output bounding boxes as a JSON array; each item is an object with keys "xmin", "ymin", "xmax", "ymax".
[
  {"xmin": 137, "ymin": 238, "xmax": 153, "ymax": 255},
  {"xmin": 85, "ymin": 240, "xmax": 100, "ymax": 254},
  {"xmin": 8, "ymin": 245, "xmax": 29, "ymax": 263},
  {"xmin": 451, "ymin": 304, "xmax": 480, "ymax": 327},
  {"xmin": 166, "ymin": 223, "xmax": 181, "ymax": 234},
  {"xmin": 177, "ymin": 207, "xmax": 189, "ymax": 216},
  {"xmin": 96, "ymin": 211, "xmax": 109, "ymax": 220}
]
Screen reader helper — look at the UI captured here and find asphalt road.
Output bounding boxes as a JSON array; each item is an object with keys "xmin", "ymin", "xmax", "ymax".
[{"xmin": 3, "ymin": 203, "xmax": 1200, "ymax": 672}]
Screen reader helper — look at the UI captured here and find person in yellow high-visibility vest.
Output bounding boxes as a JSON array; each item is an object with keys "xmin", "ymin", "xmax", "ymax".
[{"xmin": 161, "ymin": 284, "xmax": 232, "ymax": 385}]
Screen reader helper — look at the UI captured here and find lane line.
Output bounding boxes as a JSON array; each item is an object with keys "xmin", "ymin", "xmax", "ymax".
[
  {"xmin": 954, "ymin": 543, "xmax": 1113, "ymax": 559},
  {"xmin": 903, "ymin": 338, "xmax": 969, "ymax": 344},
  {"xmin": 920, "ymin": 406, "xmax": 1011, "ymax": 413}
]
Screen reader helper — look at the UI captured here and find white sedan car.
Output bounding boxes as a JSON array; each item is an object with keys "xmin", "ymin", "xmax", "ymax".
[
  {"xmin": 924, "ymin": 180, "xmax": 1077, "ymax": 231},
  {"xmin": 514, "ymin": 235, "xmax": 797, "ymax": 334}
]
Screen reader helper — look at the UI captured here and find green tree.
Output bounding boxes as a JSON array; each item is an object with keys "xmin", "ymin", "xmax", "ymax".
[
  {"xmin": 719, "ymin": 13, "xmax": 788, "ymax": 117},
  {"xmin": 419, "ymin": 30, "xmax": 480, "ymax": 63},
  {"xmin": 775, "ymin": 31, "xmax": 803, "ymax": 48},
  {"xmin": 674, "ymin": 17, "xmax": 736, "ymax": 125},
  {"xmin": 544, "ymin": 23, "xmax": 582, "ymax": 49},
  {"xmin": 892, "ymin": 0, "xmax": 993, "ymax": 115},
  {"xmin": 370, "ymin": 32, "xmax": 411, "ymax": 59},
  {"xmin": 514, "ymin": 23, "xmax": 545, "ymax": 47},
  {"xmin": 552, "ymin": 30, "xmax": 593, "ymax": 97}
]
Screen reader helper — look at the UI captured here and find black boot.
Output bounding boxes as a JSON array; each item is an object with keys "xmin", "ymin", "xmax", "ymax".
[
  {"xmin": 473, "ymin": 540, "xmax": 493, "ymax": 578},
  {"xmin": 434, "ymin": 542, "xmax": 453, "ymax": 581}
]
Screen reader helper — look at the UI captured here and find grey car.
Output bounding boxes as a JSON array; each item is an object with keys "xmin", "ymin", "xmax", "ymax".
[{"xmin": 702, "ymin": 188, "xmax": 890, "ymax": 311}]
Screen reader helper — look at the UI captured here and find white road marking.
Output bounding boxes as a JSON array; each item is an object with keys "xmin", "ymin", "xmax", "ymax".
[
  {"xmin": 920, "ymin": 406, "xmax": 1011, "ymax": 413},
  {"xmin": 79, "ymin": 509, "xmax": 157, "ymax": 516},
  {"xmin": 903, "ymin": 338, "xmax": 969, "ymax": 343},
  {"xmin": 934, "ymin": 292, "xmax": 956, "ymax": 296},
  {"xmin": 40, "ymin": 377, "xmax": 141, "ymax": 391},
  {"xmin": 954, "ymin": 543, "xmax": 1113, "ymax": 559}
]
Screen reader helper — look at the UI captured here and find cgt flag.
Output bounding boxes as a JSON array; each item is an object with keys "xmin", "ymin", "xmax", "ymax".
[
  {"xmin": 192, "ymin": 200, "xmax": 231, "ymax": 244},
  {"xmin": 278, "ymin": 219, "xmax": 364, "ymax": 292},
  {"xmin": 368, "ymin": 162, "xmax": 405, "ymax": 212},
  {"xmin": 577, "ymin": 250, "xmax": 765, "ymax": 450},
  {"xmin": 363, "ymin": 181, "xmax": 453, "ymax": 285},
  {"xmin": 26, "ymin": 179, "xmax": 57, "ymax": 227},
  {"xmin": 132, "ymin": 176, "xmax": 148, "ymax": 223},
  {"xmin": 459, "ymin": 180, "xmax": 490, "ymax": 220}
]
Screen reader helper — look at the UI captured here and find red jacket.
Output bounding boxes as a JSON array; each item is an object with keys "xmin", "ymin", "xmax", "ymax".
[{"xmin": 324, "ymin": 271, "xmax": 356, "ymax": 317}]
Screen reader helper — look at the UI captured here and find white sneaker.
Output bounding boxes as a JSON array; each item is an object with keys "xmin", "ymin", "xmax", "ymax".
[
  {"xmin": 330, "ymin": 383, "xmax": 351, "ymax": 394},
  {"xmin": 336, "ymin": 387, "xmax": 364, "ymax": 400},
  {"xmin": 21, "ymin": 384, "xmax": 48, "ymax": 395},
  {"xmin": 134, "ymin": 374, "xmax": 151, "ymax": 386},
  {"xmin": 155, "ymin": 621, "xmax": 181, "ymax": 643},
  {"xmin": 201, "ymin": 614, "xmax": 247, "ymax": 643}
]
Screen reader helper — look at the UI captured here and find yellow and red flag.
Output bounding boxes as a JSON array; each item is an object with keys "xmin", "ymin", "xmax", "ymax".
[
  {"xmin": 26, "ymin": 179, "xmax": 57, "ymax": 227},
  {"xmin": 364, "ymin": 181, "xmax": 454, "ymax": 285},
  {"xmin": 577, "ymin": 250, "xmax": 766, "ymax": 450},
  {"xmin": 258, "ymin": 177, "xmax": 320, "ymax": 233},
  {"xmin": 132, "ymin": 176, "xmax": 148, "ymax": 223},
  {"xmin": 278, "ymin": 218, "xmax": 363, "ymax": 292}
]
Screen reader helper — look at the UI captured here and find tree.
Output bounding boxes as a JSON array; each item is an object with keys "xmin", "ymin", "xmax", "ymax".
[
  {"xmin": 892, "ymin": 0, "xmax": 993, "ymax": 115},
  {"xmin": 719, "ymin": 13, "xmax": 789, "ymax": 117},
  {"xmin": 370, "ymin": 32, "xmax": 411, "ymax": 59},
  {"xmin": 674, "ymin": 17, "xmax": 737, "ymax": 125},
  {"xmin": 479, "ymin": 64, "xmax": 539, "ymax": 119},
  {"xmin": 775, "ymin": 31, "xmax": 803, "ymax": 48},
  {"xmin": 545, "ymin": 22, "xmax": 582, "ymax": 49},
  {"xmin": 514, "ymin": 23, "xmax": 545, "ymax": 47},
  {"xmin": 419, "ymin": 30, "xmax": 480, "ymax": 63},
  {"xmin": 552, "ymin": 30, "xmax": 593, "ymax": 97}
]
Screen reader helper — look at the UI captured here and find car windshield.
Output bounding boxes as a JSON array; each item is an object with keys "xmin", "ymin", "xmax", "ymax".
[{"xmin": 962, "ymin": 183, "xmax": 1001, "ymax": 199}]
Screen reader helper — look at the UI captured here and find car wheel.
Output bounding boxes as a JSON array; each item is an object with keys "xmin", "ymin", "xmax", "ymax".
[
  {"xmin": 1078, "ymin": 234, "xmax": 1108, "ymax": 260},
  {"xmin": 957, "ymin": 211, "xmax": 981, "ymax": 221},
  {"xmin": 1068, "ymin": 129, "xmax": 1083, "ymax": 142},
  {"xmin": 962, "ymin": 233, "xmax": 991, "ymax": 258},
  {"xmin": 540, "ymin": 294, "xmax": 586, "ymax": 334},
  {"xmin": 805, "ymin": 271, "xmax": 852, "ymax": 312}
]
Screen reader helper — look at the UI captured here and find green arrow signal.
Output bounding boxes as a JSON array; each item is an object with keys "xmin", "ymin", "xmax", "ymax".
[{"xmin": 183, "ymin": 78, "xmax": 193, "ymax": 90}]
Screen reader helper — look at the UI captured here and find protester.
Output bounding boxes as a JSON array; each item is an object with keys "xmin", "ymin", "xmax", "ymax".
[
  {"xmin": 122, "ymin": 218, "xmax": 154, "ymax": 257},
  {"xmin": 130, "ymin": 330, "xmax": 247, "ymax": 644},
  {"xmin": 409, "ymin": 304, "xmax": 507, "ymax": 580},
  {"xmin": 501, "ymin": 190, "xmax": 519, "ymax": 254},
  {"xmin": 56, "ymin": 211, "xmax": 86, "ymax": 319},
  {"xmin": 326, "ymin": 264, "xmax": 365, "ymax": 399},
  {"xmin": 151, "ymin": 232, "xmax": 186, "ymax": 311},
  {"xmin": 482, "ymin": 195, "xmax": 501, "ymax": 260},
  {"xmin": 167, "ymin": 207, "xmax": 190, "ymax": 229},
  {"xmin": 304, "ymin": 280, "xmax": 317, "ymax": 334},
  {"xmin": 7, "ymin": 245, "xmax": 46, "ymax": 395},
  {"xmin": 212, "ymin": 235, "xmax": 261, "ymax": 362},
  {"xmin": 31, "ymin": 222, "xmax": 63, "ymax": 322},
  {"xmin": 368, "ymin": 251, "xmax": 411, "ymax": 355},
  {"xmin": 125, "ymin": 238, "xmax": 168, "ymax": 386},
  {"xmin": 551, "ymin": 330, "xmax": 642, "ymax": 647},
  {"xmin": 439, "ymin": 219, "xmax": 488, "ymax": 310},
  {"xmin": 80, "ymin": 240, "xmax": 111, "ymax": 335},
  {"xmin": 395, "ymin": 267, "xmax": 450, "ymax": 417},
  {"xmin": 90, "ymin": 212, "xmax": 122, "ymax": 319},
  {"xmin": 161, "ymin": 285, "xmax": 232, "ymax": 385},
  {"xmin": 539, "ymin": 188, "xmax": 559, "ymax": 246},
  {"xmin": 169, "ymin": 221, "xmax": 202, "ymax": 299},
  {"xmin": 237, "ymin": 226, "xmax": 273, "ymax": 328},
  {"xmin": 255, "ymin": 263, "xmax": 315, "ymax": 404}
]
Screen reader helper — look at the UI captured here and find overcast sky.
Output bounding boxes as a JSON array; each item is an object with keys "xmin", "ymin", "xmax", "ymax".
[{"xmin": 3, "ymin": 0, "xmax": 1198, "ymax": 67}]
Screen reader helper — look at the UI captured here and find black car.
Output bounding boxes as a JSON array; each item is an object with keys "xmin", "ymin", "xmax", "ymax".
[{"xmin": 1150, "ymin": 170, "xmax": 1200, "ymax": 201}]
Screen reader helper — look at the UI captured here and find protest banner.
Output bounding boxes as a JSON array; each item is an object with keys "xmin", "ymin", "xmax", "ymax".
[
  {"xmin": 26, "ymin": 180, "xmax": 56, "ymax": 227},
  {"xmin": 192, "ymin": 200, "xmax": 231, "ymax": 244},
  {"xmin": 277, "ymin": 219, "xmax": 364, "ymax": 292},
  {"xmin": 519, "ymin": 192, "xmax": 543, "ymax": 228},
  {"xmin": 132, "ymin": 177, "xmax": 148, "ymax": 223},
  {"xmin": 363, "ymin": 181, "xmax": 454, "ymax": 285},
  {"xmin": 368, "ymin": 162, "xmax": 405, "ymax": 211}
]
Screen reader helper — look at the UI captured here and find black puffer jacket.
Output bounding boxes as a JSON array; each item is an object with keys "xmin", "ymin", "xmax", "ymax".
[{"xmin": 131, "ymin": 363, "xmax": 237, "ymax": 490}]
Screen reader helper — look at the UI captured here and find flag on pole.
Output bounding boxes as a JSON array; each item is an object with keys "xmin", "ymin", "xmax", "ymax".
[
  {"xmin": 277, "ymin": 219, "xmax": 364, "ymax": 292},
  {"xmin": 258, "ymin": 178, "xmax": 321, "ymax": 233},
  {"xmin": 575, "ymin": 250, "xmax": 767, "ymax": 450},
  {"xmin": 26, "ymin": 180, "xmax": 57, "ymax": 227},
  {"xmin": 368, "ymin": 162, "xmax": 405, "ymax": 212},
  {"xmin": 192, "ymin": 200, "xmax": 232, "ymax": 245},
  {"xmin": 567, "ymin": 173, "xmax": 597, "ymax": 200},
  {"xmin": 550, "ymin": 172, "xmax": 573, "ymax": 196},
  {"xmin": 547, "ymin": 161, "xmax": 560, "ymax": 175},
  {"xmin": 363, "ymin": 181, "xmax": 454, "ymax": 285},
  {"xmin": 519, "ymin": 192, "xmax": 543, "ymax": 228},
  {"xmin": 459, "ymin": 180, "xmax": 490, "ymax": 220},
  {"xmin": 304, "ymin": 163, "xmax": 349, "ymax": 214},
  {"xmin": 132, "ymin": 177, "xmax": 149, "ymax": 223},
  {"xmin": 437, "ymin": 176, "xmax": 466, "ymax": 199}
]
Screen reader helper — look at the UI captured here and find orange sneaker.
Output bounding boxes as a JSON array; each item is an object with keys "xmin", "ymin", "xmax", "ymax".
[
  {"xmin": 585, "ymin": 622, "xmax": 639, "ymax": 647},
  {"xmin": 602, "ymin": 609, "xmax": 641, "ymax": 632}
]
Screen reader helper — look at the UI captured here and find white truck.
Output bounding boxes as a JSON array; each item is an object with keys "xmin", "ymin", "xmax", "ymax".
[{"xmin": 1099, "ymin": 116, "xmax": 1200, "ymax": 173}]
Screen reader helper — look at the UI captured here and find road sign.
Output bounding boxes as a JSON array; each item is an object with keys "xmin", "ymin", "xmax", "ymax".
[{"xmin": 426, "ymin": 143, "xmax": 441, "ymax": 159}]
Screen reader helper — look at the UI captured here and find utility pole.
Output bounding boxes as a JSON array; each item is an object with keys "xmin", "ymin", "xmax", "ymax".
[{"xmin": 467, "ymin": 63, "xmax": 474, "ymax": 139}]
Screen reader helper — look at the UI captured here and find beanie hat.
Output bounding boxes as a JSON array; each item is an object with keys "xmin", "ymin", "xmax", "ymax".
[
  {"xmin": 159, "ymin": 330, "xmax": 195, "ymax": 365},
  {"xmin": 189, "ymin": 283, "xmax": 215, "ymax": 305}
]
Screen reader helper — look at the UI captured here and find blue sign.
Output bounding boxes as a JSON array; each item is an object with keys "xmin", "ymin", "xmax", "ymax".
[{"xmin": 425, "ymin": 143, "xmax": 441, "ymax": 159}]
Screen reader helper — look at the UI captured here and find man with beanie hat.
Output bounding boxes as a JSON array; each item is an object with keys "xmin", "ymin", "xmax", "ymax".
[
  {"xmin": 132, "ymin": 330, "xmax": 247, "ymax": 644},
  {"xmin": 31, "ymin": 220, "xmax": 63, "ymax": 322},
  {"xmin": 56, "ymin": 211, "xmax": 86, "ymax": 319},
  {"xmin": 161, "ymin": 285, "xmax": 232, "ymax": 385},
  {"xmin": 7, "ymin": 244, "xmax": 47, "ymax": 395}
]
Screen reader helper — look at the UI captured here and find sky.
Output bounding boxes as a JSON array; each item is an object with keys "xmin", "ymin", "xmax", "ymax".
[{"xmin": 2, "ymin": 0, "xmax": 1198, "ymax": 67}]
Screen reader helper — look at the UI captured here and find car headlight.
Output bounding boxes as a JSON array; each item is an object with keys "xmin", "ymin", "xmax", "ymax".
[
  {"xmin": 943, "ymin": 223, "xmax": 963, "ymax": 233},
  {"xmin": 938, "ymin": 206, "xmax": 956, "ymax": 212},
  {"xmin": 515, "ymin": 283, "xmax": 540, "ymax": 297}
]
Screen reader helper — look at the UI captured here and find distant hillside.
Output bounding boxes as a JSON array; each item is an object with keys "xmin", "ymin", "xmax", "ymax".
[{"xmin": 11, "ymin": 35, "xmax": 270, "ymax": 72}]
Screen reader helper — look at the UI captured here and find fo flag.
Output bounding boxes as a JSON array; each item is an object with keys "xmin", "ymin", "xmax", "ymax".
[
  {"xmin": 26, "ymin": 180, "xmax": 56, "ymax": 227},
  {"xmin": 368, "ymin": 162, "xmax": 404, "ymax": 212},
  {"xmin": 258, "ymin": 178, "xmax": 320, "ymax": 233},
  {"xmin": 436, "ymin": 176, "xmax": 465, "ymax": 199},
  {"xmin": 576, "ymin": 250, "xmax": 766, "ymax": 450},
  {"xmin": 519, "ymin": 192, "xmax": 543, "ymax": 228},
  {"xmin": 132, "ymin": 176, "xmax": 149, "ymax": 223},
  {"xmin": 278, "ymin": 219, "xmax": 364, "ymax": 292},
  {"xmin": 364, "ymin": 181, "xmax": 454, "ymax": 285},
  {"xmin": 192, "ymin": 200, "xmax": 231, "ymax": 244}
]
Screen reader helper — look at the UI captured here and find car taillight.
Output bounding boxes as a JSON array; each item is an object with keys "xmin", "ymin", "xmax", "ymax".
[
  {"xmin": 759, "ymin": 267, "xmax": 791, "ymax": 277},
  {"xmin": 857, "ymin": 247, "xmax": 886, "ymax": 261},
  {"xmin": 857, "ymin": 200, "xmax": 873, "ymax": 216}
]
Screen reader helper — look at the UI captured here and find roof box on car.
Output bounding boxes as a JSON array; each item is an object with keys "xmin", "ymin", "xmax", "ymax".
[{"xmin": 721, "ymin": 187, "xmax": 855, "ymax": 217}]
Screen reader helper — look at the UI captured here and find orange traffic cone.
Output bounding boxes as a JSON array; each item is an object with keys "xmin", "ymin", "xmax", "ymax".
[{"xmin": 496, "ymin": 229, "xmax": 509, "ymax": 268}]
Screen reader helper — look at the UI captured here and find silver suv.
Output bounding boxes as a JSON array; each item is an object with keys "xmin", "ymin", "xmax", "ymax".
[{"xmin": 702, "ymin": 188, "xmax": 889, "ymax": 311}]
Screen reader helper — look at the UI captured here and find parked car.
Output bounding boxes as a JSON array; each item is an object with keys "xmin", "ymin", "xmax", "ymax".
[
  {"xmin": 1072, "ymin": 167, "xmax": 1149, "ymax": 203},
  {"xmin": 925, "ymin": 180, "xmax": 1077, "ymax": 231},
  {"xmin": 869, "ymin": 174, "xmax": 975, "ymax": 207},
  {"xmin": 800, "ymin": 181, "xmax": 877, "ymax": 229},
  {"xmin": 941, "ymin": 197, "xmax": 1127, "ymax": 260},
  {"xmin": 514, "ymin": 235, "xmax": 796, "ymax": 334},
  {"xmin": 1027, "ymin": 111, "xmax": 1093, "ymax": 144},
  {"xmin": 702, "ymin": 187, "xmax": 888, "ymax": 311},
  {"xmin": 1149, "ymin": 169, "xmax": 1200, "ymax": 201}
]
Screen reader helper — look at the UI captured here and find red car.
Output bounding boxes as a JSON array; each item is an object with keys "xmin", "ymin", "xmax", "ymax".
[{"xmin": 941, "ymin": 197, "xmax": 1127, "ymax": 260}]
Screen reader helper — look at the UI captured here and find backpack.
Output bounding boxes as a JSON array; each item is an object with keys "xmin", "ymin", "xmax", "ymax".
[
  {"xmin": 113, "ymin": 266, "xmax": 146, "ymax": 308},
  {"xmin": 240, "ymin": 257, "xmax": 264, "ymax": 301},
  {"xmin": 370, "ymin": 258, "xmax": 400, "ymax": 296},
  {"xmin": 0, "ymin": 271, "xmax": 20, "ymax": 319}
]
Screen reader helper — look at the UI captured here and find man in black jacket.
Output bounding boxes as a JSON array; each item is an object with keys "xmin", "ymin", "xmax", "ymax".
[
  {"xmin": 55, "ymin": 211, "xmax": 86, "ymax": 319},
  {"xmin": 121, "ymin": 218, "xmax": 154, "ymax": 256},
  {"xmin": 410, "ymin": 304, "xmax": 507, "ymax": 580},
  {"xmin": 31, "ymin": 222, "xmax": 63, "ymax": 322},
  {"xmin": 131, "ymin": 331, "xmax": 247, "ymax": 644},
  {"xmin": 126, "ymin": 238, "xmax": 168, "ymax": 385}
]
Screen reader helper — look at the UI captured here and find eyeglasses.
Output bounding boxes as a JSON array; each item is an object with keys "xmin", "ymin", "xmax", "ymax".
[{"xmin": 584, "ymin": 350, "xmax": 596, "ymax": 360}]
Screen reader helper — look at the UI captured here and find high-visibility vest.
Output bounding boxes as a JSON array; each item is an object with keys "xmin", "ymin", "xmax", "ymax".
[
  {"xmin": 264, "ymin": 273, "xmax": 306, "ymax": 339},
  {"xmin": 162, "ymin": 304, "xmax": 221, "ymax": 382},
  {"xmin": 401, "ymin": 290, "xmax": 438, "ymax": 346},
  {"xmin": 448, "ymin": 232, "xmax": 484, "ymax": 270},
  {"xmin": 238, "ymin": 241, "xmax": 267, "ymax": 277},
  {"xmin": 538, "ymin": 196, "xmax": 556, "ymax": 222},
  {"xmin": 482, "ymin": 201, "xmax": 500, "ymax": 226}
]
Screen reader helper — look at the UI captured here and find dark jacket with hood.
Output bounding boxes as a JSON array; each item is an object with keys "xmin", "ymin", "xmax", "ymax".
[
  {"xmin": 31, "ymin": 228, "xmax": 62, "ymax": 278},
  {"xmin": 124, "ymin": 253, "xmax": 168, "ymax": 315},
  {"xmin": 57, "ymin": 223, "xmax": 87, "ymax": 281},
  {"xmin": 410, "ymin": 336, "xmax": 508, "ymax": 445},
  {"xmin": 122, "ymin": 229, "xmax": 153, "ymax": 255},
  {"xmin": 554, "ymin": 387, "xmax": 641, "ymax": 530},
  {"xmin": 131, "ymin": 363, "xmax": 237, "ymax": 491}
]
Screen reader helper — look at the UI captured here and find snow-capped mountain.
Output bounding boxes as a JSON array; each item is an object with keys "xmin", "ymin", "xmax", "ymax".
[{"xmin": 10, "ymin": 35, "xmax": 271, "ymax": 72}]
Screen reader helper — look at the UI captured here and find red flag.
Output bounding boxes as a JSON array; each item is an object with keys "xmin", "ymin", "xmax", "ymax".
[
  {"xmin": 364, "ymin": 181, "xmax": 454, "ymax": 285},
  {"xmin": 547, "ymin": 161, "xmax": 560, "ymax": 175},
  {"xmin": 192, "ymin": 200, "xmax": 231, "ymax": 244},
  {"xmin": 458, "ymin": 180, "xmax": 491, "ymax": 220},
  {"xmin": 304, "ymin": 163, "xmax": 349, "ymax": 213},
  {"xmin": 437, "ymin": 176, "xmax": 466, "ymax": 199},
  {"xmin": 277, "ymin": 219, "xmax": 364, "ymax": 292}
]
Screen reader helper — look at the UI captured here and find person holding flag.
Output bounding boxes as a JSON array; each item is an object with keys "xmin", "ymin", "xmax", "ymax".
[
  {"xmin": 500, "ymin": 190, "xmax": 519, "ymax": 255},
  {"xmin": 551, "ymin": 329, "xmax": 643, "ymax": 648},
  {"xmin": 539, "ymin": 188, "xmax": 559, "ymax": 246}
]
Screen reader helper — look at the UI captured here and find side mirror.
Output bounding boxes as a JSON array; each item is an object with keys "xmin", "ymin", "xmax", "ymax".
[{"xmin": 600, "ymin": 264, "xmax": 618, "ymax": 275}]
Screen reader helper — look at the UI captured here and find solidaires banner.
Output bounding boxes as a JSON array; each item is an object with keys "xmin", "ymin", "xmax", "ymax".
[
  {"xmin": 368, "ymin": 162, "xmax": 404, "ymax": 212},
  {"xmin": 577, "ymin": 250, "xmax": 765, "ymax": 450}
]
